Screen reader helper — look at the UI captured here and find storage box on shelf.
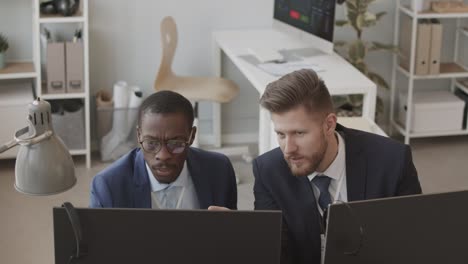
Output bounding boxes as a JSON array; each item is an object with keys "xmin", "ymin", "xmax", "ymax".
[
  {"xmin": 391, "ymin": 0, "xmax": 468, "ymax": 143},
  {"xmin": 431, "ymin": 1, "xmax": 468, "ymax": 13},
  {"xmin": 51, "ymin": 99, "xmax": 86, "ymax": 150},
  {"xmin": 398, "ymin": 90, "xmax": 465, "ymax": 133},
  {"xmin": 44, "ymin": 40, "xmax": 84, "ymax": 94}
]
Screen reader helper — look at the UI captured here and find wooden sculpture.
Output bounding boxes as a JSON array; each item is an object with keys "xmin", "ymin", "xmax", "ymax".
[{"xmin": 154, "ymin": 16, "xmax": 239, "ymax": 103}]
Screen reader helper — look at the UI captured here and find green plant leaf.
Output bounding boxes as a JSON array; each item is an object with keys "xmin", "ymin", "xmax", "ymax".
[
  {"xmin": 375, "ymin": 11, "xmax": 387, "ymax": 20},
  {"xmin": 347, "ymin": 94, "xmax": 364, "ymax": 108},
  {"xmin": 363, "ymin": 0, "xmax": 377, "ymax": 5},
  {"xmin": 356, "ymin": 14, "xmax": 366, "ymax": 31},
  {"xmin": 0, "ymin": 33, "xmax": 8, "ymax": 53},
  {"xmin": 349, "ymin": 40, "xmax": 366, "ymax": 62},
  {"xmin": 334, "ymin": 40, "xmax": 347, "ymax": 47},
  {"xmin": 335, "ymin": 20, "xmax": 350, "ymax": 27},
  {"xmin": 369, "ymin": 41, "xmax": 399, "ymax": 53},
  {"xmin": 353, "ymin": 61, "xmax": 368, "ymax": 75},
  {"xmin": 376, "ymin": 96, "xmax": 385, "ymax": 115},
  {"xmin": 347, "ymin": 9, "xmax": 358, "ymax": 27},
  {"xmin": 332, "ymin": 95, "xmax": 349, "ymax": 108},
  {"xmin": 367, "ymin": 71, "xmax": 389, "ymax": 89},
  {"xmin": 362, "ymin": 12, "xmax": 377, "ymax": 27},
  {"xmin": 346, "ymin": 0, "xmax": 358, "ymax": 9}
]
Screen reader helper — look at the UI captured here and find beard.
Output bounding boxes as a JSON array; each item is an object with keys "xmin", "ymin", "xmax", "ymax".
[{"xmin": 285, "ymin": 133, "xmax": 328, "ymax": 177}]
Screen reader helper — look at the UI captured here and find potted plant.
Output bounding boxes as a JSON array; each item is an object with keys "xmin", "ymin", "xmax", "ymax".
[
  {"xmin": 333, "ymin": 0, "xmax": 398, "ymax": 119},
  {"xmin": 0, "ymin": 33, "xmax": 9, "ymax": 69}
]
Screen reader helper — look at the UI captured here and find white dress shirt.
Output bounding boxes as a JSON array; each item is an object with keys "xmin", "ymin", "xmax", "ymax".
[
  {"xmin": 308, "ymin": 132, "xmax": 348, "ymax": 215},
  {"xmin": 146, "ymin": 161, "xmax": 200, "ymax": 209}
]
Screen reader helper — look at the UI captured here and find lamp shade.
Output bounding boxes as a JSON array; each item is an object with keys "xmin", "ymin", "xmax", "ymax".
[
  {"xmin": 1, "ymin": 98, "xmax": 77, "ymax": 195},
  {"xmin": 15, "ymin": 133, "xmax": 76, "ymax": 195}
]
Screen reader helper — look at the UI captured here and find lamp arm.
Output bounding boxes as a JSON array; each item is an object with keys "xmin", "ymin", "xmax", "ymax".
[
  {"xmin": 16, "ymin": 130, "xmax": 53, "ymax": 146},
  {"xmin": 0, "ymin": 126, "xmax": 30, "ymax": 153},
  {"xmin": 0, "ymin": 139, "xmax": 19, "ymax": 153},
  {"xmin": 0, "ymin": 126, "xmax": 54, "ymax": 153}
]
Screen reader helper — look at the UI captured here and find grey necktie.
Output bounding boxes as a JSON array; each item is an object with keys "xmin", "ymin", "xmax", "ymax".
[
  {"xmin": 312, "ymin": 175, "xmax": 332, "ymax": 212},
  {"xmin": 162, "ymin": 187, "xmax": 179, "ymax": 209}
]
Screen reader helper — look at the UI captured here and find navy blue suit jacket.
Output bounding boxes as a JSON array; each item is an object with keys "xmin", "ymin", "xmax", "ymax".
[
  {"xmin": 253, "ymin": 124, "xmax": 422, "ymax": 264},
  {"xmin": 90, "ymin": 147, "xmax": 237, "ymax": 209}
]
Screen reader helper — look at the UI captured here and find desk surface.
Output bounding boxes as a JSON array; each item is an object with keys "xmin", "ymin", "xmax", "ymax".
[
  {"xmin": 213, "ymin": 28, "xmax": 384, "ymax": 153},
  {"xmin": 337, "ymin": 117, "xmax": 387, "ymax": 136},
  {"xmin": 213, "ymin": 29, "xmax": 376, "ymax": 97}
]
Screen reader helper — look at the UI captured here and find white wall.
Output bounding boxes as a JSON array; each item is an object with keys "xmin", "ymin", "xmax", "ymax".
[
  {"xmin": 1, "ymin": 0, "xmax": 407, "ymax": 144},
  {"xmin": 88, "ymin": 0, "xmax": 274, "ymax": 142},
  {"xmin": 0, "ymin": 0, "xmax": 33, "ymax": 61}
]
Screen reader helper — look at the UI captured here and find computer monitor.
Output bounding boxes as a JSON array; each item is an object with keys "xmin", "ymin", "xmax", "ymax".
[
  {"xmin": 324, "ymin": 190, "xmax": 468, "ymax": 264},
  {"xmin": 53, "ymin": 208, "xmax": 282, "ymax": 264},
  {"xmin": 273, "ymin": 0, "xmax": 337, "ymax": 54}
]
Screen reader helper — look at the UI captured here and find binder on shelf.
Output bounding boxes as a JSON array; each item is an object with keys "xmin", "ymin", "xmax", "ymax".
[
  {"xmin": 46, "ymin": 42, "xmax": 66, "ymax": 93},
  {"xmin": 398, "ymin": 15, "xmax": 412, "ymax": 71},
  {"xmin": 65, "ymin": 42, "xmax": 84, "ymax": 93},
  {"xmin": 428, "ymin": 19, "xmax": 443, "ymax": 75},
  {"xmin": 415, "ymin": 20, "xmax": 431, "ymax": 75},
  {"xmin": 414, "ymin": 0, "xmax": 430, "ymax": 12}
]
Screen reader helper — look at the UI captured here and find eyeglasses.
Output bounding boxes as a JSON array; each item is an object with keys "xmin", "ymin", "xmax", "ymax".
[{"xmin": 139, "ymin": 130, "xmax": 193, "ymax": 155}]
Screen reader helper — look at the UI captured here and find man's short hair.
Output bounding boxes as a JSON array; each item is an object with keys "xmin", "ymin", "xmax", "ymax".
[
  {"xmin": 259, "ymin": 69, "xmax": 334, "ymax": 115},
  {"xmin": 138, "ymin": 90, "xmax": 194, "ymax": 128}
]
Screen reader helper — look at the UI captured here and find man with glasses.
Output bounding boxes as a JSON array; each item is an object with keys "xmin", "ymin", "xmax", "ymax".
[{"xmin": 90, "ymin": 91, "xmax": 237, "ymax": 209}]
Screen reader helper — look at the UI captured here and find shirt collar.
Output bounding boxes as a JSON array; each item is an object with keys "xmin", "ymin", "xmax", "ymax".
[
  {"xmin": 146, "ymin": 161, "xmax": 189, "ymax": 192},
  {"xmin": 308, "ymin": 131, "xmax": 345, "ymax": 181}
]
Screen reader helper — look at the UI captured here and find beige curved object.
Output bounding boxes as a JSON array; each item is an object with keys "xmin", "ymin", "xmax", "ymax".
[
  {"xmin": 154, "ymin": 16, "xmax": 239, "ymax": 103},
  {"xmin": 96, "ymin": 89, "xmax": 114, "ymax": 108}
]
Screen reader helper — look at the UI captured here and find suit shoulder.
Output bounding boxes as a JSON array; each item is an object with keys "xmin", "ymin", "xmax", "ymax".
[
  {"xmin": 254, "ymin": 147, "xmax": 284, "ymax": 166},
  {"xmin": 93, "ymin": 149, "xmax": 139, "ymax": 182},
  {"xmin": 188, "ymin": 147, "xmax": 231, "ymax": 164},
  {"xmin": 343, "ymin": 127, "xmax": 409, "ymax": 153}
]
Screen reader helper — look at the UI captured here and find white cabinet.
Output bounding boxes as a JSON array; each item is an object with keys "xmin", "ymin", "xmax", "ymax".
[
  {"xmin": 0, "ymin": 0, "xmax": 90, "ymax": 167},
  {"xmin": 390, "ymin": 0, "xmax": 468, "ymax": 144}
]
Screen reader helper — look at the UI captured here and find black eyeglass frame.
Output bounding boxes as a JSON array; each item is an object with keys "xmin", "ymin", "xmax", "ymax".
[{"xmin": 138, "ymin": 128, "xmax": 194, "ymax": 155}]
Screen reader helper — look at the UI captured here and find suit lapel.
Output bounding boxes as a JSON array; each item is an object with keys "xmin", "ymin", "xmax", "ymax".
[
  {"xmin": 187, "ymin": 149, "xmax": 212, "ymax": 209},
  {"xmin": 296, "ymin": 175, "xmax": 320, "ymax": 224},
  {"xmin": 282, "ymin": 159, "xmax": 321, "ymax": 257},
  {"xmin": 133, "ymin": 150, "xmax": 151, "ymax": 208},
  {"xmin": 338, "ymin": 125, "xmax": 367, "ymax": 201}
]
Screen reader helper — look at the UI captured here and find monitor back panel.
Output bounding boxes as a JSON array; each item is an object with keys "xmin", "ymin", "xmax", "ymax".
[
  {"xmin": 325, "ymin": 190, "xmax": 468, "ymax": 264},
  {"xmin": 54, "ymin": 209, "xmax": 282, "ymax": 264}
]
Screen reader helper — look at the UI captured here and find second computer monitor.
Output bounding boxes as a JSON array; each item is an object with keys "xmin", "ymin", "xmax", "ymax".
[
  {"xmin": 324, "ymin": 190, "xmax": 468, "ymax": 264},
  {"xmin": 273, "ymin": 0, "xmax": 336, "ymax": 53}
]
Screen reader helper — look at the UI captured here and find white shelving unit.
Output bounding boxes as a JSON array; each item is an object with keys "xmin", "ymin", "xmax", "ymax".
[
  {"xmin": 0, "ymin": 0, "xmax": 91, "ymax": 167},
  {"xmin": 34, "ymin": 0, "xmax": 91, "ymax": 168},
  {"xmin": 390, "ymin": 0, "xmax": 468, "ymax": 144}
]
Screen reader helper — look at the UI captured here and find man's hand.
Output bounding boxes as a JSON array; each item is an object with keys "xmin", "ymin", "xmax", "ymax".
[{"xmin": 208, "ymin": 206, "xmax": 230, "ymax": 211}]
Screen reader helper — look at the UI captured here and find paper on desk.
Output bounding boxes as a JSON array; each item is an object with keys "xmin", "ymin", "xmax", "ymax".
[{"xmin": 257, "ymin": 61, "xmax": 324, "ymax": 77}]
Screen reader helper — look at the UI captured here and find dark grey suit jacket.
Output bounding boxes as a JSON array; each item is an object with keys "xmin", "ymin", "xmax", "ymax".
[
  {"xmin": 90, "ymin": 147, "xmax": 237, "ymax": 209},
  {"xmin": 253, "ymin": 124, "xmax": 422, "ymax": 264}
]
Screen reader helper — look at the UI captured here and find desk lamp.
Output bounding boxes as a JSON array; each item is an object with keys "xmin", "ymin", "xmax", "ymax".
[{"xmin": 0, "ymin": 98, "xmax": 76, "ymax": 195}]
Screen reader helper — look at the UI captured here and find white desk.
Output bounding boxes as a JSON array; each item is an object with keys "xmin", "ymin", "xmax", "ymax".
[{"xmin": 212, "ymin": 29, "xmax": 384, "ymax": 154}]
